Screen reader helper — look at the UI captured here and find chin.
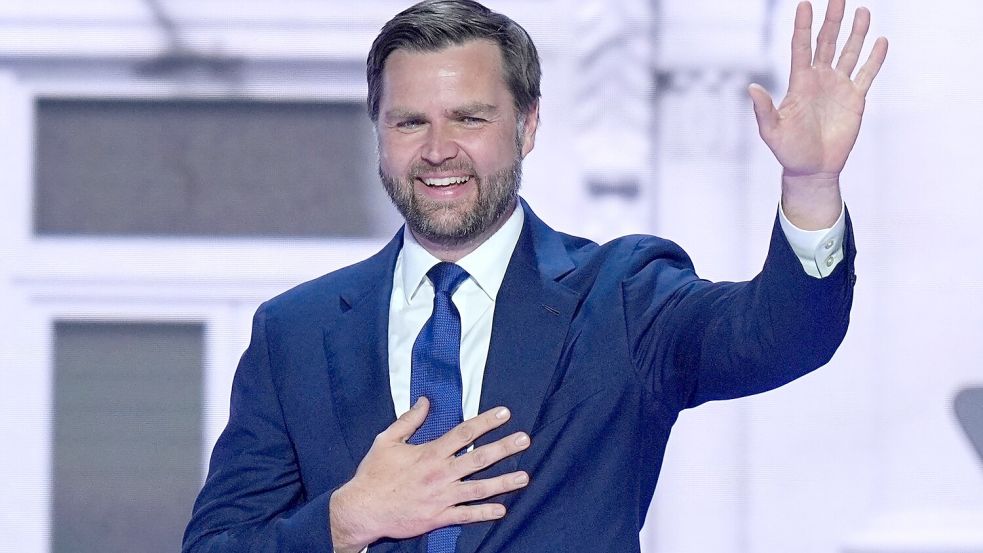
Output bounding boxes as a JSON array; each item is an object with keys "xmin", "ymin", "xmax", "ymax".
[{"xmin": 415, "ymin": 221, "xmax": 476, "ymax": 246}]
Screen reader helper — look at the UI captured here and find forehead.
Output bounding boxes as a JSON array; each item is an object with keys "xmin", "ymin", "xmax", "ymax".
[{"xmin": 380, "ymin": 40, "xmax": 510, "ymax": 109}]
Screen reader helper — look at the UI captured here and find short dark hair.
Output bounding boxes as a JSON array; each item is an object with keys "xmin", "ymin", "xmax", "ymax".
[{"xmin": 366, "ymin": 0, "xmax": 541, "ymax": 122}]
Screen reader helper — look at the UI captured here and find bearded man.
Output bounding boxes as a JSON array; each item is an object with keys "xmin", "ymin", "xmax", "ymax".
[{"xmin": 184, "ymin": 1, "xmax": 887, "ymax": 551}]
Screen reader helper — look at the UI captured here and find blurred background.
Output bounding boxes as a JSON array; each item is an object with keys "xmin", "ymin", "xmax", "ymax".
[{"xmin": 1, "ymin": 0, "xmax": 981, "ymax": 552}]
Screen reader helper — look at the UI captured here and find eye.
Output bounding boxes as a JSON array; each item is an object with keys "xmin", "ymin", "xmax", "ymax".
[
  {"xmin": 458, "ymin": 116, "xmax": 487, "ymax": 127},
  {"xmin": 395, "ymin": 119, "xmax": 426, "ymax": 131}
]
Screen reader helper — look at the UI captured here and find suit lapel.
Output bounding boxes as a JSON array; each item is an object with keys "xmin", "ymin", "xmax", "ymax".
[
  {"xmin": 321, "ymin": 230, "xmax": 424, "ymax": 553},
  {"xmin": 456, "ymin": 201, "xmax": 581, "ymax": 553},
  {"xmin": 323, "ymin": 279, "xmax": 396, "ymax": 468}
]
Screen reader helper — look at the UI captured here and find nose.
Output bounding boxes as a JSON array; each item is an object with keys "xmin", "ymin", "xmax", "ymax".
[{"xmin": 421, "ymin": 123, "xmax": 459, "ymax": 165}]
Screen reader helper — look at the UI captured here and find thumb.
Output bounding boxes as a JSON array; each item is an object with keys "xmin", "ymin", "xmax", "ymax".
[
  {"xmin": 389, "ymin": 396, "xmax": 429, "ymax": 443},
  {"xmin": 747, "ymin": 83, "xmax": 778, "ymax": 137}
]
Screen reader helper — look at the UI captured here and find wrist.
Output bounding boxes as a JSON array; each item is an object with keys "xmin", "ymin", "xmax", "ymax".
[
  {"xmin": 329, "ymin": 483, "xmax": 374, "ymax": 553},
  {"xmin": 781, "ymin": 171, "xmax": 842, "ymax": 231}
]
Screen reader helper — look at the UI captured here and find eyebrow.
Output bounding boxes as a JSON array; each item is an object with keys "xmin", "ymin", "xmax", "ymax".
[
  {"xmin": 448, "ymin": 102, "xmax": 499, "ymax": 118},
  {"xmin": 383, "ymin": 102, "xmax": 500, "ymax": 122},
  {"xmin": 383, "ymin": 108, "xmax": 426, "ymax": 122}
]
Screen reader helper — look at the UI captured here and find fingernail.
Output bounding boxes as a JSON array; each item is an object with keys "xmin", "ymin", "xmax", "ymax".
[
  {"xmin": 515, "ymin": 433, "xmax": 530, "ymax": 447},
  {"xmin": 493, "ymin": 506, "xmax": 506, "ymax": 518},
  {"xmin": 495, "ymin": 407, "xmax": 510, "ymax": 420},
  {"xmin": 513, "ymin": 473, "xmax": 529, "ymax": 485},
  {"xmin": 413, "ymin": 397, "xmax": 423, "ymax": 409}
]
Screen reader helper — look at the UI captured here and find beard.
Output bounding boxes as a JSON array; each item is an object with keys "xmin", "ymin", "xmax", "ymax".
[{"xmin": 379, "ymin": 156, "xmax": 522, "ymax": 248}]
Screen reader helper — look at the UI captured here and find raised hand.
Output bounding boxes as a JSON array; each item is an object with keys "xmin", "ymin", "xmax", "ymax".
[
  {"xmin": 748, "ymin": 0, "xmax": 888, "ymax": 229},
  {"xmin": 329, "ymin": 398, "xmax": 531, "ymax": 552}
]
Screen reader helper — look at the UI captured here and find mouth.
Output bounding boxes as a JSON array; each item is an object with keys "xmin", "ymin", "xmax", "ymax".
[{"xmin": 417, "ymin": 175, "xmax": 473, "ymax": 188}]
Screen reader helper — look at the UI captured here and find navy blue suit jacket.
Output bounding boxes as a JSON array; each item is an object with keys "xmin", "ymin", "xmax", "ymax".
[{"xmin": 183, "ymin": 200, "xmax": 855, "ymax": 552}]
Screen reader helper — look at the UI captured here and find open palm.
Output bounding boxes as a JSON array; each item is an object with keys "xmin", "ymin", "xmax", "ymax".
[{"xmin": 749, "ymin": 0, "xmax": 888, "ymax": 178}]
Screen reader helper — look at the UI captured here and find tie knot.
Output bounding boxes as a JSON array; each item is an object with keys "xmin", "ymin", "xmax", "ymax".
[{"xmin": 427, "ymin": 262, "xmax": 470, "ymax": 295}]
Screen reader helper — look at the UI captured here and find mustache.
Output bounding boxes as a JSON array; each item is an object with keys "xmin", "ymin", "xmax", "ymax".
[{"xmin": 408, "ymin": 160, "xmax": 476, "ymax": 179}]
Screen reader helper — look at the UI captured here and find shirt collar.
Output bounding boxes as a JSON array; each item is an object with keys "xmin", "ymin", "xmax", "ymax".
[{"xmin": 400, "ymin": 203, "xmax": 525, "ymax": 304}]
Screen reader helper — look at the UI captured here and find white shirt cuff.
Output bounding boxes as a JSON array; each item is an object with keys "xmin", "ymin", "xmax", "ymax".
[{"xmin": 778, "ymin": 202, "xmax": 847, "ymax": 279}]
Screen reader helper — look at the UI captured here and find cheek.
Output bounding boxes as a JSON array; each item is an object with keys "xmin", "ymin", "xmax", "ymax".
[
  {"xmin": 378, "ymin": 137, "xmax": 416, "ymax": 171},
  {"xmin": 460, "ymin": 131, "xmax": 516, "ymax": 169}
]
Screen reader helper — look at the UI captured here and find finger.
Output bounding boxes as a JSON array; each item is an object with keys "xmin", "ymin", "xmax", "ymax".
[
  {"xmin": 438, "ymin": 503, "xmax": 507, "ymax": 527},
  {"xmin": 435, "ymin": 406, "xmax": 512, "ymax": 457},
  {"xmin": 835, "ymin": 7, "xmax": 870, "ymax": 76},
  {"xmin": 790, "ymin": 1, "xmax": 814, "ymax": 72},
  {"xmin": 747, "ymin": 83, "xmax": 779, "ymax": 139},
  {"xmin": 854, "ymin": 36, "xmax": 888, "ymax": 93},
  {"xmin": 384, "ymin": 396, "xmax": 430, "ymax": 443},
  {"xmin": 454, "ymin": 471, "xmax": 530, "ymax": 504},
  {"xmin": 450, "ymin": 432, "xmax": 531, "ymax": 479},
  {"xmin": 813, "ymin": 0, "xmax": 846, "ymax": 66}
]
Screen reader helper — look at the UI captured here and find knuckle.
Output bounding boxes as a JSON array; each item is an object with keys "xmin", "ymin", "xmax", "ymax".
[
  {"xmin": 457, "ymin": 508, "xmax": 474, "ymax": 524},
  {"xmin": 500, "ymin": 475, "xmax": 514, "ymax": 493},
  {"xmin": 487, "ymin": 445, "xmax": 508, "ymax": 465},
  {"xmin": 454, "ymin": 424, "xmax": 475, "ymax": 445},
  {"xmin": 419, "ymin": 442, "xmax": 440, "ymax": 460},
  {"xmin": 467, "ymin": 481, "xmax": 486, "ymax": 500},
  {"xmin": 484, "ymin": 504, "xmax": 505, "ymax": 520},
  {"xmin": 469, "ymin": 449, "xmax": 488, "ymax": 469}
]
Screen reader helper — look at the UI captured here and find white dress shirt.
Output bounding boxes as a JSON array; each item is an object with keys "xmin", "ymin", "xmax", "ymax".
[
  {"xmin": 387, "ymin": 202, "xmax": 846, "ymax": 421},
  {"xmin": 388, "ymin": 205, "xmax": 525, "ymax": 421}
]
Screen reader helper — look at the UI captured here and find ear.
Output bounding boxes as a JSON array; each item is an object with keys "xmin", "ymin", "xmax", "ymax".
[{"xmin": 519, "ymin": 101, "xmax": 540, "ymax": 158}]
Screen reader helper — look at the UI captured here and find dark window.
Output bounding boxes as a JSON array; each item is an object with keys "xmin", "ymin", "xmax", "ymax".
[
  {"xmin": 35, "ymin": 99, "xmax": 396, "ymax": 237},
  {"xmin": 51, "ymin": 321, "xmax": 203, "ymax": 553}
]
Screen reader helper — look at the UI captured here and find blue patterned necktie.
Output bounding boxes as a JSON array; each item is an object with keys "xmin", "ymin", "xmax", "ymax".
[{"xmin": 409, "ymin": 262, "xmax": 470, "ymax": 553}]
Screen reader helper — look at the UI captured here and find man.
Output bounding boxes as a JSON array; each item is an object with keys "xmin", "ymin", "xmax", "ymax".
[{"xmin": 183, "ymin": 1, "xmax": 887, "ymax": 552}]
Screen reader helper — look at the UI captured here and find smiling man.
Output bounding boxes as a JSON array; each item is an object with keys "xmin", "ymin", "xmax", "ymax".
[
  {"xmin": 183, "ymin": 1, "xmax": 887, "ymax": 552},
  {"xmin": 376, "ymin": 39, "xmax": 536, "ymax": 261}
]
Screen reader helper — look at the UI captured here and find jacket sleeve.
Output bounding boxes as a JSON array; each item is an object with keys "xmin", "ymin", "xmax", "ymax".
[
  {"xmin": 182, "ymin": 303, "xmax": 337, "ymax": 552},
  {"xmin": 623, "ymin": 211, "xmax": 856, "ymax": 412}
]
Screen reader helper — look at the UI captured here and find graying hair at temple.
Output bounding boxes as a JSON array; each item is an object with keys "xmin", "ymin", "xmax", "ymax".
[{"xmin": 365, "ymin": 0, "xmax": 542, "ymax": 122}]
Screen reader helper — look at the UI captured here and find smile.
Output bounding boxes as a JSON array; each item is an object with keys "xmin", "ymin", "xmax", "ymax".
[{"xmin": 420, "ymin": 175, "xmax": 471, "ymax": 187}]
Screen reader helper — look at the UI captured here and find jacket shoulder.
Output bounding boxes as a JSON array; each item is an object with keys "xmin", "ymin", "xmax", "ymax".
[
  {"xmin": 261, "ymin": 237, "xmax": 399, "ymax": 323},
  {"xmin": 558, "ymin": 230, "xmax": 696, "ymax": 277}
]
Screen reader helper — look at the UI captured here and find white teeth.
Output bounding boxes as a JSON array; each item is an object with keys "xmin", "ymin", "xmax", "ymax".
[{"xmin": 422, "ymin": 176, "xmax": 470, "ymax": 187}]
